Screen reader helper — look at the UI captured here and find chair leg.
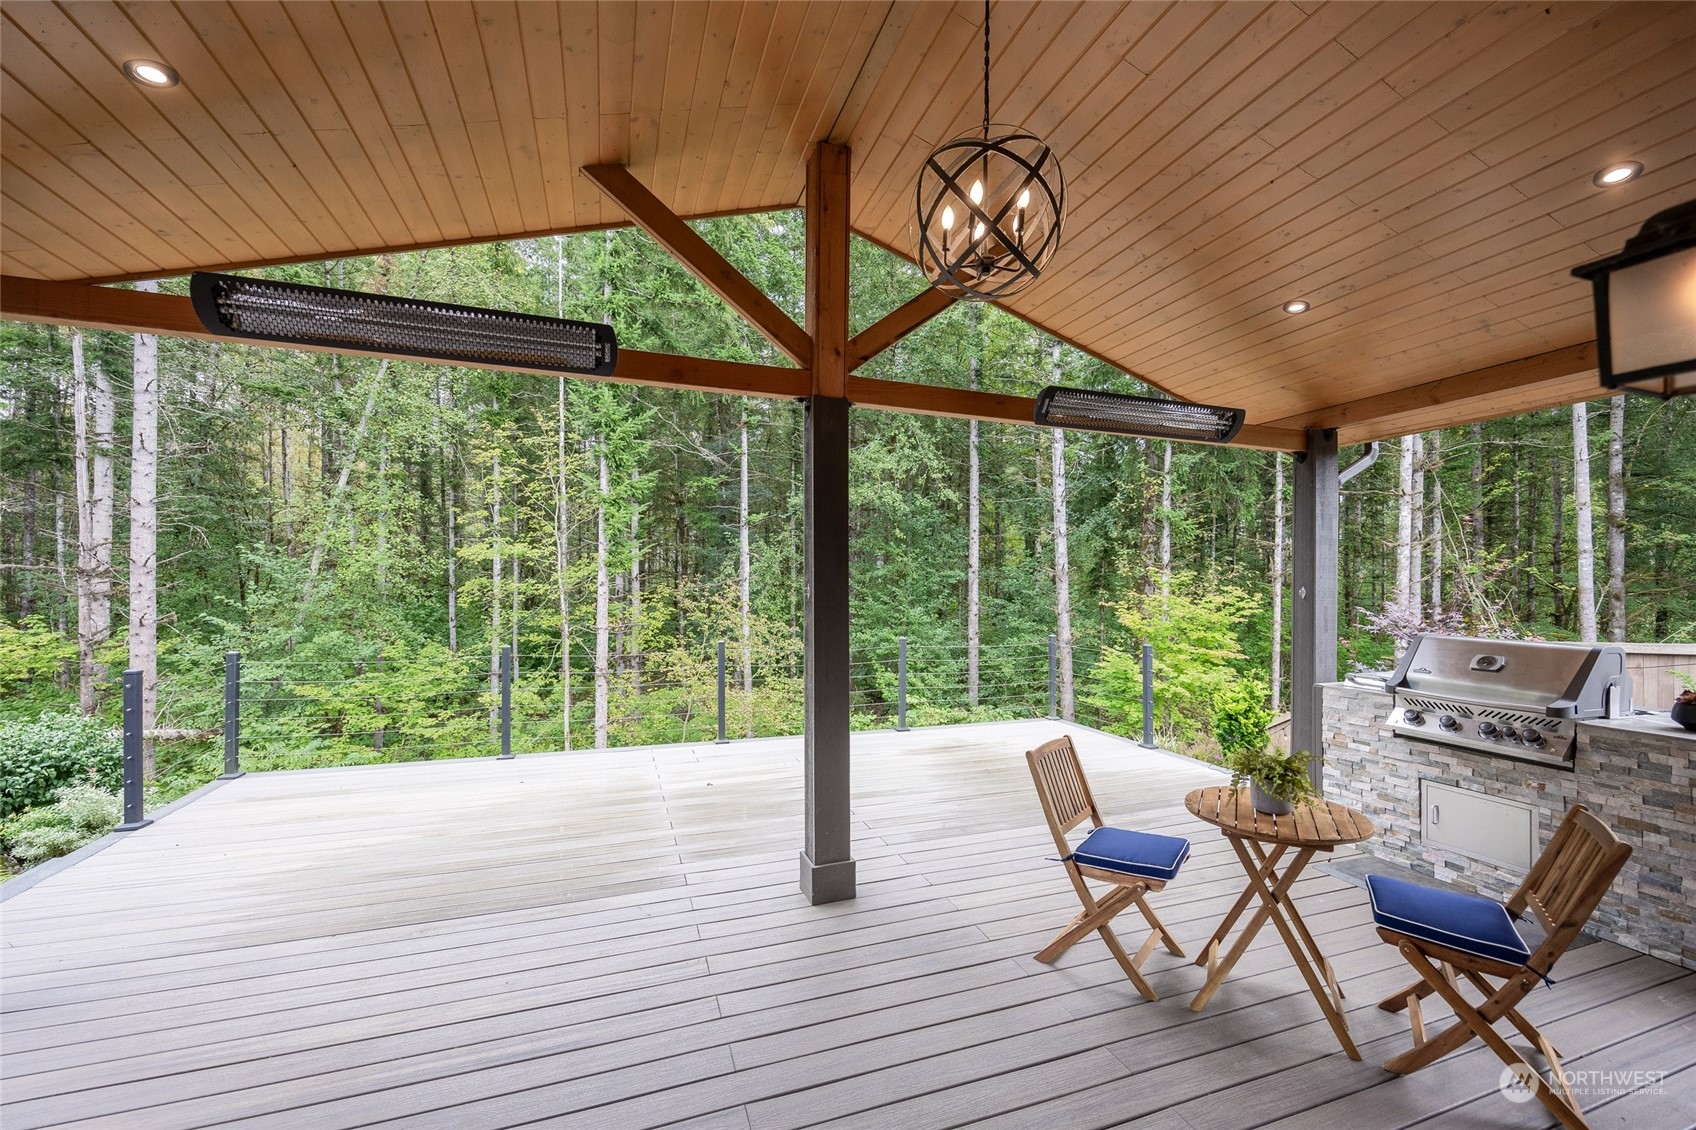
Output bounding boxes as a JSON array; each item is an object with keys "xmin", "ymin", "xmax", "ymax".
[
  {"xmin": 1036, "ymin": 883, "xmax": 1138, "ymax": 963},
  {"xmin": 1382, "ymin": 945, "xmax": 1592, "ymax": 1130},
  {"xmin": 1134, "ymin": 894, "xmax": 1186, "ymax": 959},
  {"xmin": 1099, "ymin": 921, "xmax": 1161, "ymax": 1002},
  {"xmin": 1378, "ymin": 975, "xmax": 1436, "ymax": 1013}
]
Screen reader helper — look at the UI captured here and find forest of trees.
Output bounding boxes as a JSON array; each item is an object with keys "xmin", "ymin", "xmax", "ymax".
[{"xmin": 2, "ymin": 213, "xmax": 1694, "ymax": 803}]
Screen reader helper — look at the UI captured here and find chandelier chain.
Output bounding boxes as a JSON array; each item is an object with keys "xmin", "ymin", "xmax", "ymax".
[{"xmin": 982, "ymin": 0, "xmax": 990, "ymax": 138}]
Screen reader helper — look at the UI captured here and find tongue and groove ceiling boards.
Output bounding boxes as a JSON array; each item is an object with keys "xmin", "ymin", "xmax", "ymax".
[{"xmin": 3, "ymin": 1, "xmax": 1695, "ymax": 442}]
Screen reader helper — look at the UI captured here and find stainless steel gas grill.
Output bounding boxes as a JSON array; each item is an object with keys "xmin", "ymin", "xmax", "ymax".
[{"xmin": 1383, "ymin": 634, "xmax": 1633, "ymax": 767}]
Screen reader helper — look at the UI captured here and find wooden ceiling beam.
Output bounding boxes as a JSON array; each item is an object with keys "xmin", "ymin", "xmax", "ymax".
[
  {"xmin": 847, "ymin": 287, "xmax": 954, "ymax": 369},
  {"xmin": 0, "ymin": 275, "xmax": 808, "ymax": 400},
  {"xmin": 806, "ymin": 142, "xmax": 851, "ymax": 398},
  {"xmin": 1261, "ymin": 342, "xmax": 1599, "ymax": 440},
  {"xmin": 582, "ymin": 163, "xmax": 813, "ymax": 368}
]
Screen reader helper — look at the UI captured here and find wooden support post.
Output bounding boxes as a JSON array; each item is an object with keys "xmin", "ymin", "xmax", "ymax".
[
  {"xmin": 1290, "ymin": 428, "xmax": 1339, "ymax": 787},
  {"xmin": 800, "ymin": 141, "xmax": 856, "ymax": 905}
]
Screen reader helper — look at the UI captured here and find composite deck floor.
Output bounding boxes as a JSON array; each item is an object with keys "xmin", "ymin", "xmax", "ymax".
[{"xmin": 2, "ymin": 720, "xmax": 1693, "ymax": 1129}]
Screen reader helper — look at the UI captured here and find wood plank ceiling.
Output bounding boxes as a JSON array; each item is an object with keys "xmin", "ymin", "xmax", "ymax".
[{"xmin": 4, "ymin": 1, "xmax": 1695, "ymax": 440}]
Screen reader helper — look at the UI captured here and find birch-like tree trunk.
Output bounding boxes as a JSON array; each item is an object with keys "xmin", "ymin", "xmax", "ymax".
[
  {"xmin": 72, "ymin": 331, "xmax": 97, "ymax": 714},
  {"xmin": 594, "ymin": 449, "xmax": 611, "ymax": 748},
  {"xmin": 376, "ymin": 443, "xmax": 388, "ymax": 592},
  {"xmin": 967, "ymin": 357, "xmax": 981, "ymax": 708},
  {"xmin": 1428, "ymin": 432, "xmax": 1444, "ymax": 618},
  {"xmin": 129, "ymin": 283, "xmax": 161, "ymax": 776},
  {"xmin": 1470, "ymin": 422, "xmax": 1484, "ymax": 559},
  {"xmin": 1606, "ymin": 395, "xmax": 1627, "ymax": 641},
  {"xmin": 739, "ymin": 409, "xmax": 753, "ymax": 702},
  {"xmin": 629, "ymin": 468, "xmax": 641, "ymax": 694},
  {"xmin": 445, "ymin": 478, "xmax": 458, "ymax": 654},
  {"xmin": 1050, "ymin": 365, "xmax": 1075, "ymax": 720},
  {"xmin": 91, "ymin": 343, "xmax": 115, "ymax": 672},
  {"xmin": 511, "ymin": 511, "xmax": 520, "ymax": 679},
  {"xmin": 557, "ymin": 375, "xmax": 572, "ymax": 750},
  {"xmin": 1571, "ymin": 402, "xmax": 1598, "ymax": 642},
  {"xmin": 1395, "ymin": 435, "xmax": 1415, "ymax": 609},
  {"xmin": 1270, "ymin": 452, "xmax": 1285, "ymax": 712},
  {"xmin": 489, "ymin": 446, "xmax": 502, "ymax": 732},
  {"xmin": 53, "ymin": 484, "xmax": 66, "ymax": 637},
  {"xmin": 1410, "ymin": 433, "xmax": 1426, "ymax": 617},
  {"xmin": 1158, "ymin": 443, "xmax": 1173, "ymax": 599}
]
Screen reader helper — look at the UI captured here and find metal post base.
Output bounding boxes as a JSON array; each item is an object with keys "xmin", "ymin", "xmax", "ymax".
[
  {"xmin": 798, "ymin": 851, "xmax": 857, "ymax": 905},
  {"xmin": 218, "ymin": 771, "xmax": 246, "ymax": 780},
  {"xmin": 114, "ymin": 818, "xmax": 154, "ymax": 832}
]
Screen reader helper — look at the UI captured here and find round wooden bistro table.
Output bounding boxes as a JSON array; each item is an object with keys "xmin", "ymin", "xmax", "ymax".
[{"xmin": 1183, "ymin": 786, "xmax": 1376, "ymax": 1060}]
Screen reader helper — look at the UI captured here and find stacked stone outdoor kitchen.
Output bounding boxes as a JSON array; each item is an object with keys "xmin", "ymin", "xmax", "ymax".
[{"xmin": 1323, "ymin": 637, "xmax": 1695, "ymax": 971}]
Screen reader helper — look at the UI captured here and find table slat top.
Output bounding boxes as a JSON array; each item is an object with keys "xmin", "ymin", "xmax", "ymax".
[{"xmin": 1184, "ymin": 786, "xmax": 1374, "ymax": 848}]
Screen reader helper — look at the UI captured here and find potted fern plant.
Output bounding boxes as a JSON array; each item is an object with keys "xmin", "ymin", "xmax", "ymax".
[
  {"xmin": 1671, "ymin": 671, "xmax": 1696, "ymax": 733},
  {"xmin": 1223, "ymin": 746, "xmax": 1319, "ymax": 815}
]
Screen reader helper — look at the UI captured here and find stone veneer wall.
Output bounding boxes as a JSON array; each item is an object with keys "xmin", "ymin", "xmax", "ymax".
[{"xmin": 1322, "ymin": 682, "xmax": 1694, "ymax": 971}]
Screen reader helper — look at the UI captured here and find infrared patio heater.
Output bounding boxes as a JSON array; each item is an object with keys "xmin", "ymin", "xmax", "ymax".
[
  {"xmin": 190, "ymin": 272, "xmax": 619, "ymax": 378},
  {"xmin": 1571, "ymin": 198, "xmax": 1696, "ymax": 399},
  {"xmin": 1033, "ymin": 386, "xmax": 1246, "ymax": 444}
]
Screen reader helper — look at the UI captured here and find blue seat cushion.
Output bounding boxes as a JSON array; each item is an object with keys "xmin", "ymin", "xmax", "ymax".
[
  {"xmin": 1366, "ymin": 874, "xmax": 1531, "ymax": 967},
  {"xmin": 1068, "ymin": 826, "xmax": 1190, "ymax": 883}
]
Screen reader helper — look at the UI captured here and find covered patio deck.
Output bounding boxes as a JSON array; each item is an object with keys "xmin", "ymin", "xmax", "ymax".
[{"xmin": 2, "ymin": 720, "xmax": 1692, "ymax": 1129}]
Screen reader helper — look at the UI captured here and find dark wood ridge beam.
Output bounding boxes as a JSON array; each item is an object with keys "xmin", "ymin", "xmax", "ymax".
[
  {"xmin": 583, "ymin": 164, "xmax": 812, "ymax": 368},
  {"xmin": 1262, "ymin": 342, "xmax": 1599, "ymax": 442},
  {"xmin": 846, "ymin": 375, "xmax": 1305, "ymax": 451},
  {"xmin": 847, "ymin": 287, "xmax": 954, "ymax": 369},
  {"xmin": 0, "ymin": 275, "xmax": 807, "ymax": 400}
]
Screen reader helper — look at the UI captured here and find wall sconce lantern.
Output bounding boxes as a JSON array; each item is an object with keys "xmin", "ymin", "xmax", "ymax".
[{"xmin": 1571, "ymin": 199, "xmax": 1696, "ymax": 398}]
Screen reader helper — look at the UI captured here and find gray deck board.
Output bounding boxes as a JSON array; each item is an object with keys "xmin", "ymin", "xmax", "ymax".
[{"xmin": 3, "ymin": 719, "xmax": 1692, "ymax": 1129}]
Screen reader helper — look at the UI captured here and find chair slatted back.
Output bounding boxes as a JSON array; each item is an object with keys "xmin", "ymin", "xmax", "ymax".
[
  {"xmin": 1026, "ymin": 736, "xmax": 1103, "ymax": 853},
  {"xmin": 1508, "ymin": 805, "xmax": 1632, "ymax": 969}
]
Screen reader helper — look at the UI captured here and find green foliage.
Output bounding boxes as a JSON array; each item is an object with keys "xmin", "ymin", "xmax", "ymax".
[
  {"xmin": 0, "ymin": 620, "xmax": 79, "ymax": 718},
  {"xmin": 1214, "ymin": 679, "xmax": 1274, "ymax": 760},
  {"xmin": 1, "ymin": 784, "xmax": 123, "ymax": 868},
  {"xmin": 1086, "ymin": 579, "xmax": 1264, "ymax": 748},
  {"xmin": 0, "ymin": 713, "xmax": 123, "ymax": 817},
  {"xmin": 1224, "ymin": 747, "xmax": 1318, "ymax": 805}
]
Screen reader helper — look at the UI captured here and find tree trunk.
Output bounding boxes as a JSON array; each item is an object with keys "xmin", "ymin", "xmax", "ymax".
[
  {"xmin": 1470, "ymin": 422, "xmax": 1484, "ymax": 560},
  {"xmin": 130, "ymin": 284, "xmax": 161, "ymax": 777},
  {"xmin": 1550, "ymin": 456, "xmax": 1566, "ymax": 628},
  {"xmin": 739, "ymin": 408, "xmax": 754, "ymax": 703},
  {"xmin": 1409, "ymin": 433, "xmax": 1425, "ymax": 618},
  {"xmin": 376, "ymin": 442, "xmax": 389, "ymax": 592},
  {"xmin": 1571, "ymin": 402, "xmax": 1598, "ymax": 642},
  {"xmin": 72, "ymin": 331, "xmax": 96, "ymax": 714},
  {"xmin": 1050, "ymin": 376, "xmax": 1075, "ymax": 720},
  {"xmin": 445, "ymin": 479, "xmax": 458, "ymax": 654},
  {"xmin": 1428, "ymin": 432, "xmax": 1443, "ymax": 619},
  {"xmin": 594, "ymin": 449, "xmax": 611, "ymax": 748},
  {"xmin": 53, "ymin": 482, "xmax": 67, "ymax": 637},
  {"xmin": 511, "ymin": 510, "xmax": 520, "ymax": 679},
  {"xmin": 1270, "ymin": 452, "xmax": 1285, "ymax": 712},
  {"xmin": 489, "ymin": 446, "xmax": 502, "ymax": 733},
  {"xmin": 1606, "ymin": 395, "xmax": 1627, "ymax": 642},
  {"xmin": 557, "ymin": 365, "xmax": 572, "ymax": 750},
  {"xmin": 967, "ymin": 358, "xmax": 981, "ymax": 708},
  {"xmin": 629, "ymin": 468, "xmax": 641, "ymax": 694},
  {"xmin": 1158, "ymin": 442, "xmax": 1172, "ymax": 600},
  {"xmin": 1395, "ymin": 435, "xmax": 1415, "ymax": 610}
]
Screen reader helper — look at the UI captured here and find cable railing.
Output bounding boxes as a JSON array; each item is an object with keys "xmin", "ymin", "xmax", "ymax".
[{"xmin": 109, "ymin": 635, "xmax": 1158, "ymax": 817}]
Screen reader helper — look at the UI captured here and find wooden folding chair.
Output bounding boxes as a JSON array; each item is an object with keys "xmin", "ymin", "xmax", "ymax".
[
  {"xmin": 1369, "ymin": 804, "xmax": 1633, "ymax": 1130},
  {"xmin": 1025, "ymin": 735, "xmax": 1188, "ymax": 1001}
]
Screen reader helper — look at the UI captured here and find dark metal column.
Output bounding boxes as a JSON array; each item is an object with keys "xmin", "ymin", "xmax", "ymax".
[
  {"xmin": 1291, "ymin": 428, "xmax": 1339, "ymax": 788},
  {"xmin": 800, "ymin": 394, "xmax": 856, "ymax": 904}
]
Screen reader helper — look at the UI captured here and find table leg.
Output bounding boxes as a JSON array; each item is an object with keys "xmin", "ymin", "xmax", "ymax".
[
  {"xmin": 1233, "ymin": 840, "xmax": 1361, "ymax": 1060},
  {"xmin": 1188, "ymin": 838, "xmax": 1302, "ymax": 1012}
]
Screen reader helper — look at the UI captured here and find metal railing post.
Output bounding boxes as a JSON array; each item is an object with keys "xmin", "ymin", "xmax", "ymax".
[
  {"xmin": 115, "ymin": 670, "xmax": 152, "ymax": 831},
  {"xmin": 896, "ymin": 637, "xmax": 909, "ymax": 731},
  {"xmin": 716, "ymin": 640, "xmax": 728, "ymax": 744},
  {"xmin": 1140, "ymin": 642, "xmax": 1156, "ymax": 748},
  {"xmin": 1048, "ymin": 634, "xmax": 1058, "ymax": 720},
  {"xmin": 221, "ymin": 651, "xmax": 244, "ymax": 779},
  {"xmin": 498, "ymin": 645, "xmax": 514, "ymax": 759}
]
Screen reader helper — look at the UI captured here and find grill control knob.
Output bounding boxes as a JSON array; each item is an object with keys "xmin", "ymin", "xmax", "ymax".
[
  {"xmin": 1438, "ymin": 715, "xmax": 1460, "ymax": 732},
  {"xmin": 1402, "ymin": 709, "xmax": 1425, "ymax": 725},
  {"xmin": 1520, "ymin": 728, "xmax": 1545, "ymax": 746},
  {"xmin": 1477, "ymin": 721, "xmax": 1500, "ymax": 739}
]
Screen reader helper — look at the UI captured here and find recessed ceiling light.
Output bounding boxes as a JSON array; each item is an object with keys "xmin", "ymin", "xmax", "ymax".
[
  {"xmin": 1592, "ymin": 161, "xmax": 1643, "ymax": 188},
  {"xmin": 1282, "ymin": 299, "xmax": 1310, "ymax": 314},
  {"xmin": 123, "ymin": 59, "xmax": 178, "ymax": 88}
]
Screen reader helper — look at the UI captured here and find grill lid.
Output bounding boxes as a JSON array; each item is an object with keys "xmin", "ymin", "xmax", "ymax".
[{"xmin": 1385, "ymin": 634, "xmax": 1629, "ymax": 719}]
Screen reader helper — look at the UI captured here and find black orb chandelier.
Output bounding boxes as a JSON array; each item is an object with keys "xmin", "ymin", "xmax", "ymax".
[{"xmin": 915, "ymin": 1, "xmax": 1065, "ymax": 301}]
